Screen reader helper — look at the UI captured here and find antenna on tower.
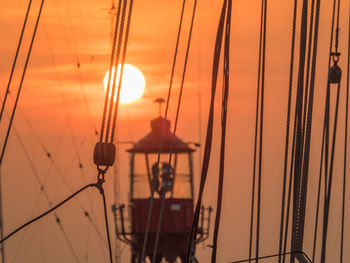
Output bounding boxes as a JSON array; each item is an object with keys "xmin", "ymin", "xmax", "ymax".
[{"xmin": 154, "ymin": 98, "xmax": 165, "ymax": 117}]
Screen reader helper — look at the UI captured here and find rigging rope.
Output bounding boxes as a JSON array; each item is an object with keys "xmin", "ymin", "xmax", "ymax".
[
  {"xmin": 0, "ymin": 180, "xmax": 113, "ymax": 262},
  {"xmin": 312, "ymin": 0, "xmax": 342, "ymax": 261},
  {"xmin": 151, "ymin": 0, "xmax": 198, "ymax": 262},
  {"xmin": 282, "ymin": 123, "xmax": 297, "ymax": 263},
  {"xmin": 311, "ymin": 0, "xmax": 336, "ymax": 254},
  {"xmin": 11, "ymin": 126, "xmax": 80, "ymax": 262},
  {"xmin": 340, "ymin": 3, "xmax": 350, "ymax": 262},
  {"xmin": 99, "ymin": 0, "xmax": 124, "ymax": 143},
  {"xmin": 0, "ymin": 0, "xmax": 45, "ymax": 167},
  {"xmin": 0, "ymin": 183, "xmax": 94, "ymax": 244},
  {"xmin": 289, "ymin": 0, "xmax": 310, "ymax": 257},
  {"xmin": 111, "ymin": 0, "xmax": 134, "ymax": 143},
  {"xmin": 139, "ymin": 0, "xmax": 187, "ymax": 261},
  {"xmin": 278, "ymin": 0, "xmax": 298, "ymax": 261},
  {"xmin": 211, "ymin": 1, "xmax": 231, "ymax": 262},
  {"xmin": 230, "ymin": 251, "xmax": 312, "ymax": 263},
  {"xmin": 0, "ymin": 0, "xmax": 32, "ymax": 123},
  {"xmin": 187, "ymin": 1, "xmax": 227, "ymax": 261},
  {"xmin": 103, "ymin": 0, "xmax": 128, "ymax": 143},
  {"xmin": 249, "ymin": 0, "xmax": 267, "ymax": 261},
  {"xmin": 298, "ymin": 0, "xmax": 321, "ymax": 251},
  {"xmin": 0, "ymin": 1, "xmax": 136, "ymax": 263}
]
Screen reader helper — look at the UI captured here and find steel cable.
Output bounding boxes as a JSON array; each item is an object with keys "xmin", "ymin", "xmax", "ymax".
[
  {"xmin": 210, "ymin": 2, "xmax": 231, "ymax": 262},
  {"xmin": 187, "ymin": 1, "xmax": 227, "ymax": 261},
  {"xmin": 0, "ymin": 184, "xmax": 95, "ymax": 244},
  {"xmin": 139, "ymin": 0, "xmax": 188, "ymax": 261},
  {"xmin": 0, "ymin": 0, "xmax": 45, "ymax": 167},
  {"xmin": 104, "ymin": 0, "xmax": 128, "ymax": 143},
  {"xmin": 99, "ymin": 0, "xmax": 123, "ymax": 142},
  {"xmin": 340, "ymin": 4, "xmax": 350, "ymax": 262},
  {"xmin": 278, "ymin": 0, "xmax": 298, "ymax": 261},
  {"xmin": 289, "ymin": 0, "xmax": 309, "ymax": 255},
  {"xmin": 249, "ymin": 0, "xmax": 267, "ymax": 261},
  {"xmin": 111, "ymin": 0, "xmax": 134, "ymax": 143},
  {"xmin": 0, "ymin": 0, "xmax": 33, "ymax": 123},
  {"xmin": 151, "ymin": 0, "xmax": 198, "ymax": 261}
]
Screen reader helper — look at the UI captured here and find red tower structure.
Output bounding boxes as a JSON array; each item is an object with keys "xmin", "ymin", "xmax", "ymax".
[{"xmin": 115, "ymin": 116, "xmax": 211, "ymax": 263}]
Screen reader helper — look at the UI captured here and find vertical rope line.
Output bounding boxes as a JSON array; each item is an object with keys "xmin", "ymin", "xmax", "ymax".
[
  {"xmin": 139, "ymin": 1, "xmax": 187, "ymax": 261},
  {"xmin": 320, "ymin": 81, "xmax": 341, "ymax": 263},
  {"xmin": 163, "ymin": 0, "xmax": 187, "ymax": 120},
  {"xmin": 152, "ymin": 1, "xmax": 198, "ymax": 261},
  {"xmin": 249, "ymin": 0, "xmax": 265, "ymax": 259},
  {"xmin": 282, "ymin": 124, "xmax": 297, "ymax": 263},
  {"xmin": 302, "ymin": 0, "xmax": 315, "ymax": 148},
  {"xmin": 104, "ymin": 0, "xmax": 127, "ymax": 142},
  {"xmin": 99, "ymin": 0, "xmax": 123, "ymax": 142},
  {"xmin": 256, "ymin": 0, "xmax": 267, "ymax": 261},
  {"xmin": 324, "ymin": 86, "xmax": 330, "ymax": 199},
  {"xmin": 301, "ymin": 0, "xmax": 316, "ymax": 145},
  {"xmin": 340, "ymin": 4, "xmax": 350, "ymax": 262},
  {"xmin": 298, "ymin": 0, "xmax": 321, "ymax": 249},
  {"xmin": 334, "ymin": 0, "xmax": 341, "ymax": 54},
  {"xmin": 101, "ymin": 190, "xmax": 113, "ymax": 263},
  {"xmin": 0, "ymin": 0, "xmax": 33, "ymax": 123},
  {"xmin": 110, "ymin": 0, "xmax": 134, "ymax": 143},
  {"xmin": 0, "ymin": 0, "xmax": 45, "ymax": 167},
  {"xmin": 312, "ymin": 130, "xmax": 324, "ymax": 262},
  {"xmin": 187, "ymin": 2, "xmax": 227, "ymax": 261},
  {"xmin": 318, "ymin": 0, "xmax": 339, "ymax": 260},
  {"xmin": 323, "ymin": 0, "xmax": 338, "ymax": 199},
  {"xmin": 290, "ymin": 0, "xmax": 308, "ymax": 256},
  {"xmin": 210, "ymin": 2, "xmax": 231, "ymax": 262},
  {"xmin": 278, "ymin": 0, "xmax": 298, "ymax": 261}
]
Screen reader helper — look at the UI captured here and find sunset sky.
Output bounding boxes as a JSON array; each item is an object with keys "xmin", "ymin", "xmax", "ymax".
[{"xmin": 1, "ymin": 0, "xmax": 350, "ymax": 262}]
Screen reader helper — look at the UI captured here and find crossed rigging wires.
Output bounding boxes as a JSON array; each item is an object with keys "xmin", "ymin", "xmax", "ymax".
[
  {"xmin": 187, "ymin": 1, "xmax": 232, "ymax": 262},
  {"xmin": 138, "ymin": 0, "xmax": 199, "ymax": 261},
  {"xmin": 0, "ymin": 1, "xmax": 135, "ymax": 263}
]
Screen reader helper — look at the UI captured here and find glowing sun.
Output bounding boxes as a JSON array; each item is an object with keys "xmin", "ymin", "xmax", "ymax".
[{"xmin": 103, "ymin": 64, "xmax": 146, "ymax": 104}]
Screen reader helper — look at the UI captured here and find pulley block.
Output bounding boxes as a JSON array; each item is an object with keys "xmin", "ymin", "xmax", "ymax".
[
  {"xmin": 93, "ymin": 142, "xmax": 116, "ymax": 167},
  {"xmin": 328, "ymin": 62, "xmax": 342, "ymax": 84}
]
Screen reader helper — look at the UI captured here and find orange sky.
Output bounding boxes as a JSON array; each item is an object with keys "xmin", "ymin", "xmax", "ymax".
[{"xmin": 1, "ymin": 0, "xmax": 350, "ymax": 262}]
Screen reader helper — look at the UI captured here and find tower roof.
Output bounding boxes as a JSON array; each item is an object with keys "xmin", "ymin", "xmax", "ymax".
[{"xmin": 127, "ymin": 117, "xmax": 194, "ymax": 153}]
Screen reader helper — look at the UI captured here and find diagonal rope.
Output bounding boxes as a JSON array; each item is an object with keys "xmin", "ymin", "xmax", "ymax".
[
  {"xmin": 104, "ymin": 0, "xmax": 128, "ymax": 143},
  {"xmin": 151, "ymin": 0, "xmax": 198, "ymax": 261},
  {"xmin": 0, "ymin": 184, "xmax": 94, "ymax": 244},
  {"xmin": 187, "ymin": 1, "xmax": 227, "ymax": 261},
  {"xmin": 211, "ymin": 1, "xmax": 231, "ymax": 262},
  {"xmin": 99, "ymin": 0, "xmax": 123, "ymax": 143},
  {"xmin": 255, "ymin": 1, "xmax": 267, "ymax": 261},
  {"xmin": 289, "ymin": 0, "xmax": 309, "ymax": 255},
  {"xmin": 278, "ymin": 0, "xmax": 298, "ymax": 261},
  {"xmin": 111, "ymin": 0, "xmax": 134, "ymax": 143},
  {"xmin": 0, "ymin": 0, "xmax": 33, "ymax": 123},
  {"xmin": 340, "ymin": 3, "xmax": 350, "ymax": 262},
  {"xmin": 249, "ymin": 0, "xmax": 267, "ymax": 261},
  {"xmin": 0, "ymin": 0, "xmax": 45, "ymax": 167},
  {"xmin": 139, "ymin": 1, "xmax": 188, "ymax": 261},
  {"xmin": 11, "ymin": 126, "xmax": 80, "ymax": 262}
]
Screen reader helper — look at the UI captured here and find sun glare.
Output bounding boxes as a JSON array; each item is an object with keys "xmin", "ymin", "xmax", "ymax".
[{"xmin": 103, "ymin": 64, "xmax": 146, "ymax": 104}]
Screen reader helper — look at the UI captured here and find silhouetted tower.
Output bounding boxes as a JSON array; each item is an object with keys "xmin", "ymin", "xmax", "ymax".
[{"xmin": 115, "ymin": 101, "xmax": 211, "ymax": 263}]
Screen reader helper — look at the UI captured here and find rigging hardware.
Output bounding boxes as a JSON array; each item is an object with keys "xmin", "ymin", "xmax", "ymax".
[{"xmin": 328, "ymin": 61, "xmax": 342, "ymax": 84}]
